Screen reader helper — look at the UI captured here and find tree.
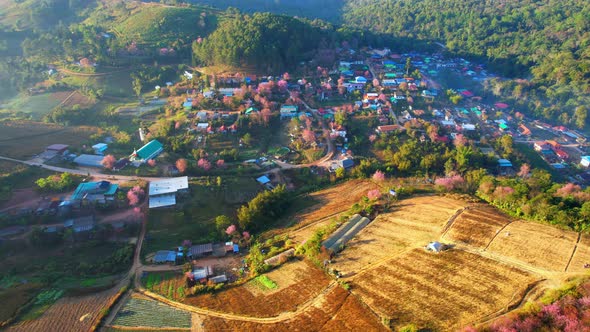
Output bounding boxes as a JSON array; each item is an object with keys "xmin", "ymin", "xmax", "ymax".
[
  {"xmin": 367, "ymin": 189, "xmax": 381, "ymax": 200},
  {"xmin": 372, "ymin": 170, "xmax": 386, "ymax": 182},
  {"xmin": 302, "ymin": 129, "xmax": 316, "ymax": 144},
  {"xmin": 176, "ymin": 158, "xmax": 188, "ymax": 173},
  {"xmin": 215, "ymin": 215, "xmax": 232, "ymax": 235},
  {"xmin": 518, "ymin": 163, "xmax": 530, "ymax": 178},
  {"xmin": 101, "ymin": 155, "xmax": 116, "ymax": 169},
  {"xmin": 147, "ymin": 159, "xmax": 157, "ymax": 167},
  {"xmin": 132, "ymin": 77, "xmax": 142, "ymax": 98},
  {"xmin": 216, "ymin": 159, "xmax": 225, "ymax": 168},
  {"xmin": 127, "ymin": 186, "xmax": 145, "ymax": 206},
  {"xmin": 197, "ymin": 158, "xmax": 211, "ymax": 171},
  {"xmin": 242, "ymin": 133, "xmax": 252, "ymax": 146},
  {"xmin": 575, "ymin": 106, "xmax": 587, "ymax": 129},
  {"xmin": 335, "ymin": 167, "xmax": 345, "ymax": 179}
]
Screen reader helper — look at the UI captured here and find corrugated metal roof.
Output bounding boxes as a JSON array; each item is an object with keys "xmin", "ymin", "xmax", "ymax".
[
  {"xmin": 149, "ymin": 176, "xmax": 189, "ymax": 196},
  {"xmin": 136, "ymin": 140, "xmax": 163, "ymax": 160},
  {"xmin": 188, "ymin": 243, "xmax": 213, "ymax": 257},
  {"xmin": 73, "ymin": 154, "xmax": 104, "ymax": 167},
  {"xmin": 148, "ymin": 194, "xmax": 176, "ymax": 208}
]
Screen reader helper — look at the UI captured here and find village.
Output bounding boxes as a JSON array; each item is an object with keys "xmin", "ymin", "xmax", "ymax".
[{"xmin": 3, "ymin": 44, "xmax": 590, "ymax": 331}]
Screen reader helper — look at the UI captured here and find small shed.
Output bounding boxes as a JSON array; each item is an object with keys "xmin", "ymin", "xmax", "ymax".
[
  {"xmin": 92, "ymin": 143, "xmax": 108, "ymax": 155},
  {"xmin": 210, "ymin": 275, "xmax": 227, "ymax": 284},
  {"xmin": 256, "ymin": 175, "xmax": 271, "ymax": 185},
  {"xmin": 426, "ymin": 241, "xmax": 443, "ymax": 253}
]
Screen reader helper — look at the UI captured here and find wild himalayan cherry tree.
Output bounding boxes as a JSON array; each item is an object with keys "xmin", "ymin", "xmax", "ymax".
[
  {"xmin": 147, "ymin": 159, "xmax": 157, "ymax": 167},
  {"xmin": 242, "ymin": 231, "xmax": 250, "ymax": 240},
  {"xmin": 492, "ymin": 186, "xmax": 515, "ymax": 200},
  {"xmin": 216, "ymin": 159, "xmax": 225, "ymax": 168},
  {"xmin": 225, "ymin": 224, "xmax": 237, "ymax": 235},
  {"xmin": 369, "ymin": 134, "xmax": 377, "ymax": 142},
  {"xmin": 517, "ymin": 163, "xmax": 530, "ymax": 178},
  {"xmin": 127, "ymin": 186, "xmax": 145, "ymax": 206},
  {"xmin": 100, "ymin": 155, "xmax": 117, "ymax": 169},
  {"xmin": 197, "ymin": 158, "xmax": 211, "ymax": 171},
  {"xmin": 434, "ymin": 175, "xmax": 465, "ymax": 191},
  {"xmin": 453, "ymin": 134, "xmax": 468, "ymax": 147},
  {"xmin": 372, "ymin": 170, "xmax": 386, "ymax": 182},
  {"xmin": 277, "ymin": 79, "xmax": 288, "ymax": 92},
  {"xmin": 176, "ymin": 158, "xmax": 188, "ymax": 173},
  {"xmin": 182, "ymin": 240, "xmax": 192, "ymax": 247},
  {"xmin": 302, "ymin": 129, "xmax": 316, "ymax": 143},
  {"xmin": 367, "ymin": 189, "xmax": 381, "ymax": 200},
  {"xmin": 283, "ymin": 72, "xmax": 291, "ymax": 80}
]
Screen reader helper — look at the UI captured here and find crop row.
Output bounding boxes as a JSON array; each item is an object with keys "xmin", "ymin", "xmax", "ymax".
[{"xmin": 112, "ymin": 297, "xmax": 191, "ymax": 328}]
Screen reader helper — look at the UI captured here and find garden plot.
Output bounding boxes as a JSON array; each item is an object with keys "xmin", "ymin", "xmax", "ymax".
[{"xmin": 111, "ymin": 294, "xmax": 191, "ymax": 329}]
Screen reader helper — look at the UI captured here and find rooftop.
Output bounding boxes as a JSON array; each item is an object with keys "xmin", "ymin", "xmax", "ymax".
[
  {"xmin": 149, "ymin": 176, "xmax": 189, "ymax": 196},
  {"xmin": 135, "ymin": 139, "xmax": 163, "ymax": 160}
]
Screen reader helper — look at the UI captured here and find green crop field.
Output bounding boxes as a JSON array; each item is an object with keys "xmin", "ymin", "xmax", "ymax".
[{"xmin": 112, "ymin": 296, "xmax": 191, "ymax": 329}]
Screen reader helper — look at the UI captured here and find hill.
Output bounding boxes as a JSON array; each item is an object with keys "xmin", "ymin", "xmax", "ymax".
[{"xmin": 193, "ymin": 12, "xmax": 330, "ymax": 72}]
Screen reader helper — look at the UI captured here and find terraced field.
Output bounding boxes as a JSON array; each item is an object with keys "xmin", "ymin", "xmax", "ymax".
[
  {"xmin": 352, "ymin": 248, "xmax": 535, "ymax": 331},
  {"xmin": 332, "ymin": 195, "xmax": 466, "ymax": 272},
  {"xmin": 567, "ymin": 234, "xmax": 590, "ymax": 273},
  {"xmin": 442, "ymin": 205, "xmax": 512, "ymax": 247}
]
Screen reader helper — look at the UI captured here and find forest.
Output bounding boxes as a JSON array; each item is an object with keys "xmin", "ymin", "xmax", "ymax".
[
  {"xmin": 192, "ymin": 12, "xmax": 330, "ymax": 72},
  {"xmin": 342, "ymin": 0, "xmax": 590, "ymax": 128}
]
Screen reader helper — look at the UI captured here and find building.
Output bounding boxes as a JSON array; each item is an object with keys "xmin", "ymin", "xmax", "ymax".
[
  {"xmin": 280, "ymin": 105, "xmax": 299, "ymax": 118},
  {"xmin": 581, "ymin": 156, "xmax": 590, "ymax": 167},
  {"xmin": 329, "ymin": 158, "xmax": 354, "ymax": 172},
  {"xmin": 131, "ymin": 139, "xmax": 163, "ymax": 163},
  {"xmin": 92, "ymin": 143, "xmax": 108, "ymax": 155},
  {"xmin": 187, "ymin": 243, "xmax": 214, "ymax": 258},
  {"xmin": 64, "ymin": 215, "xmax": 95, "ymax": 233},
  {"xmin": 153, "ymin": 250, "xmax": 177, "ymax": 264},
  {"xmin": 534, "ymin": 141, "xmax": 552, "ymax": 152},
  {"xmin": 148, "ymin": 176, "xmax": 189, "ymax": 208},
  {"xmin": 376, "ymin": 125, "xmax": 402, "ymax": 134},
  {"xmin": 46, "ymin": 144, "xmax": 69, "ymax": 154},
  {"xmin": 70, "ymin": 181, "xmax": 118, "ymax": 203},
  {"xmin": 73, "ymin": 154, "xmax": 105, "ymax": 168},
  {"xmin": 426, "ymin": 241, "xmax": 443, "ymax": 253}
]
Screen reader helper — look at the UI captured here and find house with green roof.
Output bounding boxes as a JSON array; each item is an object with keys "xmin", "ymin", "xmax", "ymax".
[
  {"xmin": 131, "ymin": 139, "xmax": 163, "ymax": 163},
  {"xmin": 70, "ymin": 181, "xmax": 118, "ymax": 203}
]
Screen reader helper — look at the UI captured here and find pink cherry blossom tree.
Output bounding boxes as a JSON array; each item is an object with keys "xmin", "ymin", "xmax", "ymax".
[
  {"xmin": 372, "ymin": 170, "xmax": 386, "ymax": 182},
  {"xmin": 367, "ymin": 189, "xmax": 381, "ymax": 200}
]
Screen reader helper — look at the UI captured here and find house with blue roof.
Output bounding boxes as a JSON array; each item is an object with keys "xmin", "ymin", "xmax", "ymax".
[{"xmin": 70, "ymin": 181, "xmax": 118, "ymax": 204}]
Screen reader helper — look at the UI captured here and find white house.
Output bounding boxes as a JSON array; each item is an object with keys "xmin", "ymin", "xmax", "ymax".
[{"xmin": 581, "ymin": 156, "xmax": 590, "ymax": 167}]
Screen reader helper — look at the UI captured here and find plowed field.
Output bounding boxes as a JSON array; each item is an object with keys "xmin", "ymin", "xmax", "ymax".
[{"xmin": 443, "ymin": 205, "xmax": 512, "ymax": 247}]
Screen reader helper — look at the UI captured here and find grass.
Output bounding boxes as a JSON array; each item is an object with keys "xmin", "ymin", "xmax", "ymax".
[
  {"xmin": 143, "ymin": 177, "xmax": 259, "ymax": 254},
  {"xmin": 3, "ymin": 93, "xmax": 64, "ymax": 118}
]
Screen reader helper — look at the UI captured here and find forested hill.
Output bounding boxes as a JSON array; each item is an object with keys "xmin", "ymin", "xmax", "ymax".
[
  {"xmin": 342, "ymin": 0, "xmax": 590, "ymax": 128},
  {"xmin": 192, "ymin": 13, "xmax": 329, "ymax": 72}
]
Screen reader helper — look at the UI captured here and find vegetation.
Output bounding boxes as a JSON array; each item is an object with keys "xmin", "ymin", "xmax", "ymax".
[
  {"xmin": 237, "ymin": 185, "xmax": 291, "ymax": 232},
  {"xmin": 342, "ymin": 0, "xmax": 590, "ymax": 128},
  {"xmin": 193, "ymin": 12, "xmax": 327, "ymax": 71}
]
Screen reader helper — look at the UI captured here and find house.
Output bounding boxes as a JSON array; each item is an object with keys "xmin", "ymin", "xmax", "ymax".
[
  {"xmin": 581, "ymin": 156, "xmax": 590, "ymax": 168},
  {"xmin": 196, "ymin": 123, "xmax": 209, "ymax": 131},
  {"xmin": 218, "ymin": 88, "xmax": 237, "ymax": 97},
  {"xmin": 196, "ymin": 111, "xmax": 208, "ymax": 121},
  {"xmin": 245, "ymin": 107, "xmax": 258, "ymax": 115},
  {"xmin": 376, "ymin": 125, "xmax": 402, "ymax": 134},
  {"xmin": 131, "ymin": 139, "xmax": 163, "ymax": 163},
  {"xmin": 73, "ymin": 154, "xmax": 104, "ymax": 168},
  {"xmin": 330, "ymin": 158, "xmax": 354, "ymax": 172},
  {"xmin": 280, "ymin": 105, "xmax": 299, "ymax": 118},
  {"xmin": 210, "ymin": 275, "xmax": 227, "ymax": 284},
  {"xmin": 153, "ymin": 250, "xmax": 177, "ymax": 264},
  {"xmin": 92, "ymin": 143, "xmax": 108, "ymax": 155},
  {"xmin": 555, "ymin": 149, "xmax": 569, "ymax": 160},
  {"xmin": 148, "ymin": 176, "xmax": 189, "ymax": 208},
  {"xmin": 462, "ymin": 124, "xmax": 476, "ymax": 131},
  {"xmin": 518, "ymin": 124, "xmax": 531, "ymax": 136},
  {"xmin": 256, "ymin": 175, "xmax": 271, "ymax": 185},
  {"xmin": 183, "ymin": 101, "xmax": 193, "ymax": 110},
  {"xmin": 534, "ymin": 141, "xmax": 552, "ymax": 152},
  {"xmin": 203, "ymin": 91, "xmax": 214, "ymax": 98},
  {"xmin": 64, "ymin": 215, "xmax": 95, "ymax": 233},
  {"xmin": 46, "ymin": 144, "xmax": 69, "ymax": 154},
  {"xmin": 187, "ymin": 243, "xmax": 214, "ymax": 258},
  {"xmin": 70, "ymin": 181, "xmax": 118, "ymax": 203},
  {"xmin": 191, "ymin": 266, "xmax": 214, "ymax": 281},
  {"xmin": 355, "ymin": 76, "xmax": 367, "ymax": 84}
]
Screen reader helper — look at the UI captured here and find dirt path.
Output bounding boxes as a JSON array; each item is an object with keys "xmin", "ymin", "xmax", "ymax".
[{"xmin": 564, "ymin": 233, "xmax": 582, "ymax": 272}]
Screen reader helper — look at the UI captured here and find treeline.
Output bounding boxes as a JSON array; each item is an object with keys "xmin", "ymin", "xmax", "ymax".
[
  {"xmin": 237, "ymin": 185, "xmax": 290, "ymax": 232},
  {"xmin": 342, "ymin": 0, "xmax": 590, "ymax": 128}
]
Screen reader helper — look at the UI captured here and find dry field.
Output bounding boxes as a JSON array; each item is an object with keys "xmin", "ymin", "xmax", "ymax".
[
  {"xmin": 7, "ymin": 285, "xmax": 120, "ymax": 332},
  {"xmin": 486, "ymin": 221, "xmax": 578, "ymax": 272},
  {"xmin": 332, "ymin": 196, "xmax": 466, "ymax": 272},
  {"xmin": 0, "ymin": 121, "xmax": 99, "ymax": 159},
  {"xmin": 351, "ymin": 248, "xmax": 535, "ymax": 331},
  {"xmin": 201, "ymin": 285, "xmax": 387, "ymax": 331},
  {"xmin": 184, "ymin": 259, "xmax": 330, "ymax": 317},
  {"xmin": 287, "ymin": 180, "xmax": 380, "ymax": 243},
  {"xmin": 442, "ymin": 205, "xmax": 512, "ymax": 247},
  {"xmin": 567, "ymin": 234, "xmax": 590, "ymax": 273}
]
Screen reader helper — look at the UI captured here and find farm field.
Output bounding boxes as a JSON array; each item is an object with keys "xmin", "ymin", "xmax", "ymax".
[
  {"xmin": 286, "ymin": 180, "xmax": 380, "ymax": 243},
  {"xmin": 0, "ymin": 120, "xmax": 99, "ymax": 159},
  {"xmin": 6, "ymin": 284, "xmax": 121, "ymax": 332},
  {"xmin": 567, "ymin": 234, "xmax": 590, "ymax": 273},
  {"xmin": 184, "ymin": 259, "xmax": 331, "ymax": 317},
  {"xmin": 201, "ymin": 285, "xmax": 387, "ymax": 331},
  {"xmin": 332, "ymin": 196, "xmax": 466, "ymax": 272},
  {"xmin": 486, "ymin": 221, "xmax": 578, "ymax": 272},
  {"xmin": 0, "ymin": 283, "xmax": 43, "ymax": 325},
  {"xmin": 351, "ymin": 248, "xmax": 536, "ymax": 331},
  {"xmin": 111, "ymin": 294, "xmax": 191, "ymax": 329},
  {"xmin": 442, "ymin": 205, "xmax": 512, "ymax": 247}
]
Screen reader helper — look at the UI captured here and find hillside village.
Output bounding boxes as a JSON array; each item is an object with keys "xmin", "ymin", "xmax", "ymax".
[{"xmin": 2, "ymin": 1, "xmax": 590, "ymax": 331}]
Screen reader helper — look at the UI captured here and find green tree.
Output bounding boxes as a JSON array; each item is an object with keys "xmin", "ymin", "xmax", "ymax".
[
  {"xmin": 575, "ymin": 106, "xmax": 587, "ymax": 129},
  {"xmin": 132, "ymin": 77, "xmax": 142, "ymax": 98}
]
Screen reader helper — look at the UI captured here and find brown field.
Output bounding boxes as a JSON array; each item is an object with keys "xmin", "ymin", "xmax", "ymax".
[
  {"xmin": 352, "ymin": 248, "xmax": 535, "ymax": 331},
  {"xmin": 55, "ymin": 90, "xmax": 95, "ymax": 110},
  {"xmin": 184, "ymin": 260, "xmax": 330, "ymax": 317},
  {"xmin": 566, "ymin": 234, "xmax": 590, "ymax": 273},
  {"xmin": 486, "ymin": 221, "xmax": 578, "ymax": 272},
  {"xmin": 287, "ymin": 180, "xmax": 380, "ymax": 243},
  {"xmin": 0, "ymin": 121, "xmax": 100, "ymax": 159},
  {"xmin": 332, "ymin": 196, "xmax": 466, "ymax": 272},
  {"xmin": 0, "ymin": 283, "xmax": 42, "ymax": 325},
  {"xmin": 201, "ymin": 285, "xmax": 387, "ymax": 331},
  {"xmin": 443, "ymin": 205, "xmax": 512, "ymax": 247},
  {"xmin": 7, "ymin": 285, "xmax": 120, "ymax": 332}
]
